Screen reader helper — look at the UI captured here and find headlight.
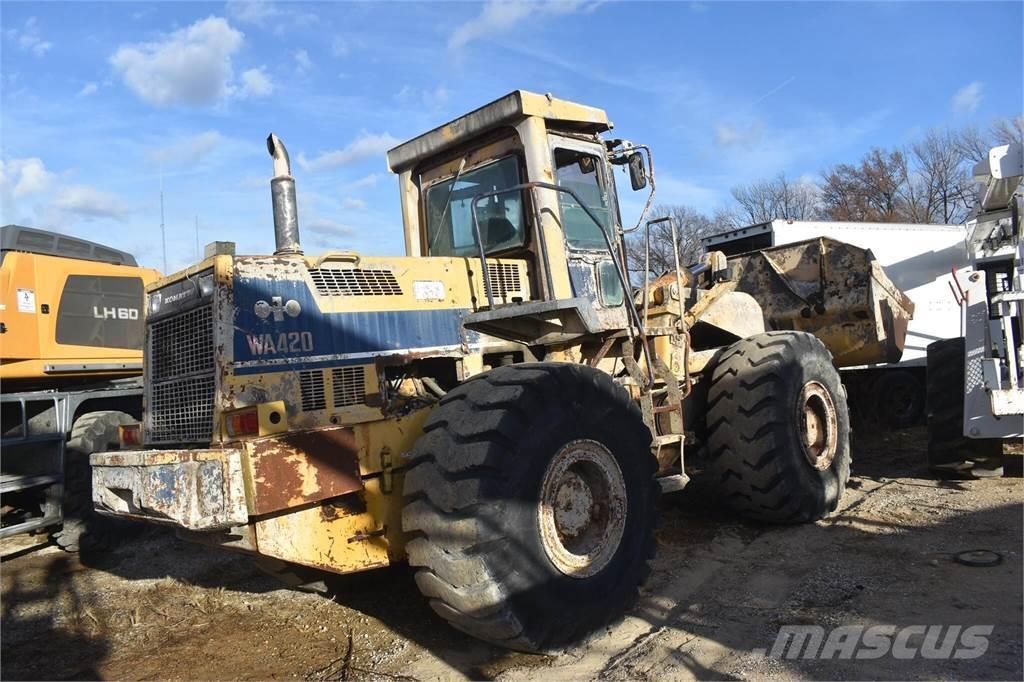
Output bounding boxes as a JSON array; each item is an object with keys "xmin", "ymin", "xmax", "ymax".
[
  {"xmin": 199, "ymin": 273, "xmax": 215, "ymax": 296},
  {"xmin": 148, "ymin": 291, "xmax": 162, "ymax": 314}
]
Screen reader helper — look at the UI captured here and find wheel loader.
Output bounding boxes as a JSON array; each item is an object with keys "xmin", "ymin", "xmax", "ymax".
[{"xmin": 91, "ymin": 91, "xmax": 908, "ymax": 651}]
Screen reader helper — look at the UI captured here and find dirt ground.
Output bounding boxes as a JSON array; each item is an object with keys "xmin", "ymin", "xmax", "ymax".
[{"xmin": 2, "ymin": 427, "xmax": 1021, "ymax": 681}]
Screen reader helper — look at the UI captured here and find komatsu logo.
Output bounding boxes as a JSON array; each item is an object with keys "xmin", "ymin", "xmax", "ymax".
[
  {"xmin": 245, "ymin": 331, "xmax": 314, "ymax": 356},
  {"xmin": 93, "ymin": 306, "xmax": 139, "ymax": 320}
]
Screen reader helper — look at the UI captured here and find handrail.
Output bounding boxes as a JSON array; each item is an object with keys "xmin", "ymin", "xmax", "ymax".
[{"xmin": 469, "ymin": 181, "xmax": 655, "ymax": 384}]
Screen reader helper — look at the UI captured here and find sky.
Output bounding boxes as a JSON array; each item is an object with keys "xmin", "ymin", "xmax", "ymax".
[{"xmin": 1, "ymin": 0, "xmax": 1021, "ymax": 273}]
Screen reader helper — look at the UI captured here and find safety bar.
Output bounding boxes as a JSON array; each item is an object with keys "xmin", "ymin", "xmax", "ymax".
[{"xmin": 469, "ymin": 181, "xmax": 655, "ymax": 384}]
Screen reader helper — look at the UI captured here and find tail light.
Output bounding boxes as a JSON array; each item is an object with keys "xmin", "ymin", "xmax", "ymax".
[
  {"xmin": 225, "ymin": 407, "xmax": 260, "ymax": 438},
  {"xmin": 118, "ymin": 423, "xmax": 142, "ymax": 448}
]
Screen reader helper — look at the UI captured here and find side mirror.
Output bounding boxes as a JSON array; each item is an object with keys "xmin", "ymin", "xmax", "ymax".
[{"xmin": 628, "ymin": 152, "xmax": 647, "ymax": 191}]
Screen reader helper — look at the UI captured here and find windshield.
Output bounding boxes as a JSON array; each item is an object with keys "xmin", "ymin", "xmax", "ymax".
[
  {"xmin": 554, "ymin": 147, "xmax": 613, "ymax": 251},
  {"xmin": 424, "ymin": 156, "xmax": 525, "ymax": 257}
]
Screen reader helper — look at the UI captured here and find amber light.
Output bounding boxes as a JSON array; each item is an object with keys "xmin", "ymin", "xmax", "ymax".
[
  {"xmin": 118, "ymin": 423, "xmax": 142, "ymax": 448},
  {"xmin": 226, "ymin": 408, "xmax": 260, "ymax": 437}
]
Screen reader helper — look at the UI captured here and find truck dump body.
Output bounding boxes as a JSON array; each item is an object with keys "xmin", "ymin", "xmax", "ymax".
[{"xmin": 724, "ymin": 237, "xmax": 914, "ymax": 367}]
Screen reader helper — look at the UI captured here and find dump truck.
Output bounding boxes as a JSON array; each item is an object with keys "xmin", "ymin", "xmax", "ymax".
[
  {"xmin": 0, "ymin": 225, "xmax": 161, "ymax": 550},
  {"xmin": 927, "ymin": 142, "xmax": 1023, "ymax": 476},
  {"xmin": 91, "ymin": 91, "xmax": 905, "ymax": 651},
  {"xmin": 704, "ymin": 220, "xmax": 951, "ymax": 428}
]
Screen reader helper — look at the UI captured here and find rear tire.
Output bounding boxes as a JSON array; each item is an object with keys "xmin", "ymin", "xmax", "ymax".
[
  {"xmin": 705, "ymin": 331, "xmax": 851, "ymax": 523},
  {"xmin": 401, "ymin": 362, "xmax": 658, "ymax": 652},
  {"xmin": 926, "ymin": 338, "xmax": 1003, "ymax": 477},
  {"xmin": 54, "ymin": 411, "xmax": 135, "ymax": 553}
]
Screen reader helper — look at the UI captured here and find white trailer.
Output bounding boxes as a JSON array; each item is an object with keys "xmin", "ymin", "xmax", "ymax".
[{"xmin": 703, "ymin": 220, "xmax": 972, "ymax": 427}]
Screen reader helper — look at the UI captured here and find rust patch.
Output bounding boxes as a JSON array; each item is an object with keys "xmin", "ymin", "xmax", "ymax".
[{"xmin": 246, "ymin": 427, "xmax": 362, "ymax": 516}]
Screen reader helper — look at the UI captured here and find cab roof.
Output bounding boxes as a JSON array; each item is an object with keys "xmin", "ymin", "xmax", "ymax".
[
  {"xmin": 0, "ymin": 224, "xmax": 138, "ymax": 266},
  {"xmin": 386, "ymin": 90, "xmax": 611, "ymax": 173}
]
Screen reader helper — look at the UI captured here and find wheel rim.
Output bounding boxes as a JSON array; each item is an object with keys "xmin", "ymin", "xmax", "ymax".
[
  {"xmin": 538, "ymin": 439, "xmax": 627, "ymax": 578},
  {"xmin": 798, "ymin": 381, "xmax": 838, "ymax": 471}
]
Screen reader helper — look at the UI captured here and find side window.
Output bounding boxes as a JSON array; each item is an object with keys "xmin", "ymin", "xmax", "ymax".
[
  {"xmin": 424, "ymin": 156, "xmax": 526, "ymax": 257},
  {"xmin": 55, "ymin": 275, "xmax": 145, "ymax": 349},
  {"xmin": 553, "ymin": 148, "xmax": 613, "ymax": 251}
]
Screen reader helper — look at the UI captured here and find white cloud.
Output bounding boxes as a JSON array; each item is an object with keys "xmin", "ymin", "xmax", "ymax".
[
  {"xmin": 449, "ymin": 1, "xmax": 594, "ymax": 50},
  {"xmin": 345, "ymin": 173, "xmax": 380, "ymax": 190},
  {"xmin": 7, "ymin": 17, "xmax": 53, "ymax": 57},
  {"xmin": 240, "ymin": 67, "xmax": 274, "ymax": 97},
  {"xmin": 110, "ymin": 17, "xmax": 244, "ymax": 107},
  {"xmin": 226, "ymin": 0, "xmax": 280, "ymax": 25},
  {"xmin": 396, "ymin": 84, "xmax": 450, "ymax": 109},
  {"xmin": 297, "ymin": 132, "xmax": 401, "ymax": 173},
  {"xmin": 331, "ymin": 37, "xmax": 350, "ymax": 57},
  {"xmin": 714, "ymin": 122, "xmax": 764, "ymax": 148},
  {"xmin": 77, "ymin": 82, "xmax": 99, "ymax": 97},
  {"xmin": 307, "ymin": 218, "xmax": 354, "ymax": 237},
  {"xmin": 0, "ymin": 158, "xmax": 55, "ymax": 198},
  {"xmin": 148, "ymin": 131, "xmax": 224, "ymax": 166},
  {"xmin": 952, "ymin": 81, "xmax": 983, "ymax": 115},
  {"xmin": 53, "ymin": 185, "xmax": 129, "ymax": 221},
  {"xmin": 342, "ymin": 198, "xmax": 366, "ymax": 210},
  {"xmin": 294, "ymin": 49, "xmax": 313, "ymax": 73}
]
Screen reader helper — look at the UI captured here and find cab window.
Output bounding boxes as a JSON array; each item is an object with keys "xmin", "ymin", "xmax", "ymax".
[
  {"xmin": 424, "ymin": 156, "xmax": 525, "ymax": 257},
  {"xmin": 554, "ymin": 148, "xmax": 613, "ymax": 251}
]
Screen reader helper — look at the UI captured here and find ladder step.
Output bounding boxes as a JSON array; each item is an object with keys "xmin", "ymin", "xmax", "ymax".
[
  {"xmin": 658, "ymin": 473, "xmax": 690, "ymax": 493},
  {"xmin": 653, "ymin": 434, "xmax": 683, "ymax": 447}
]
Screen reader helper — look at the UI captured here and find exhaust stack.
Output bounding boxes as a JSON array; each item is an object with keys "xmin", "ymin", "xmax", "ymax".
[{"xmin": 267, "ymin": 133, "xmax": 302, "ymax": 256}]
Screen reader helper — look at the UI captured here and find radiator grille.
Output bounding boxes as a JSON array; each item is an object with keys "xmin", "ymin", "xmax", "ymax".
[
  {"xmin": 148, "ymin": 376, "xmax": 216, "ymax": 443},
  {"xmin": 147, "ymin": 304, "xmax": 216, "ymax": 443},
  {"xmin": 332, "ymin": 366, "xmax": 366, "ymax": 407},
  {"xmin": 148, "ymin": 306, "xmax": 214, "ymax": 382},
  {"xmin": 308, "ymin": 268, "xmax": 402, "ymax": 296},
  {"xmin": 486, "ymin": 262, "xmax": 523, "ymax": 297},
  {"xmin": 299, "ymin": 370, "xmax": 327, "ymax": 411}
]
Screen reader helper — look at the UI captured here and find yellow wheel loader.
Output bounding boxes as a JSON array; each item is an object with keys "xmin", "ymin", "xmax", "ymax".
[
  {"xmin": 1, "ymin": 226, "xmax": 160, "ymax": 550},
  {"xmin": 91, "ymin": 91, "xmax": 909, "ymax": 651}
]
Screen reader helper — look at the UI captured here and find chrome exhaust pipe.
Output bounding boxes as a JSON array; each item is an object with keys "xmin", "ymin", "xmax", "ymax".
[{"xmin": 267, "ymin": 133, "xmax": 302, "ymax": 256}]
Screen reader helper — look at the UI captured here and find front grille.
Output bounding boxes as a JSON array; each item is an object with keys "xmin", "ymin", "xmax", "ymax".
[
  {"xmin": 332, "ymin": 366, "xmax": 366, "ymax": 407},
  {"xmin": 148, "ymin": 376, "xmax": 216, "ymax": 443},
  {"xmin": 308, "ymin": 268, "xmax": 402, "ymax": 296},
  {"xmin": 149, "ymin": 306, "xmax": 214, "ymax": 382},
  {"xmin": 147, "ymin": 303, "xmax": 216, "ymax": 443},
  {"xmin": 486, "ymin": 262, "xmax": 523, "ymax": 297},
  {"xmin": 299, "ymin": 370, "xmax": 326, "ymax": 411}
]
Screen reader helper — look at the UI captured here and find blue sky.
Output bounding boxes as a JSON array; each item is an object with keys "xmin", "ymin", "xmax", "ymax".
[{"xmin": 2, "ymin": 0, "xmax": 1021, "ymax": 272}]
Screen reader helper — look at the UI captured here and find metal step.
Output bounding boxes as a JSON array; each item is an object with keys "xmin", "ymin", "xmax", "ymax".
[
  {"xmin": 0, "ymin": 473, "xmax": 61, "ymax": 494},
  {"xmin": 658, "ymin": 472, "xmax": 690, "ymax": 493},
  {"xmin": 653, "ymin": 434, "xmax": 683, "ymax": 447}
]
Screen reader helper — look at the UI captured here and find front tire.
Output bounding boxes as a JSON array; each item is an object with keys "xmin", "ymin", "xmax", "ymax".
[
  {"xmin": 401, "ymin": 363, "xmax": 658, "ymax": 652},
  {"xmin": 706, "ymin": 331, "xmax": 851, "ymax": 523},
  {"xmin": 54, "ymin": 411, "xmax": 135, "ymax": 552}
]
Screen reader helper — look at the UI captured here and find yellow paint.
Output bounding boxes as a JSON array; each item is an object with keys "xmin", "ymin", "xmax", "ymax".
[{"xmin": 254, "ymin": 476, "xmax": 405, "ymax": 574}]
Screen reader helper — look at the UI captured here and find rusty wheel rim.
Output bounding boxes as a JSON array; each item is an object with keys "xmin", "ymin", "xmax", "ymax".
[
  {"xmin": 538, "ymin": 439, "xmax": 626, "ymax": 578},
  {"xmin": 798, "ymin": 381, "xmax": 838, "ymax": 471}
]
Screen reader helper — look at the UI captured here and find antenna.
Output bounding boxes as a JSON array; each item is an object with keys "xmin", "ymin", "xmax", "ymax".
[
  {"xmin": 159, "ymin": 164, "xmax": 167, "ymax": 272},
  {"xmin": 195, "ymin": 215, "xmax": 200, "ymax": 261}
]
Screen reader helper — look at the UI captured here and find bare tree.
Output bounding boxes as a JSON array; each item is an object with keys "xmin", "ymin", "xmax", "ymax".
[
  {"xmin": 821, "ymin": 148, "xmax": 911, "ymax": 222},
  {"xmin": 624, "ymin": 204, "xmax": 714, "ymax": 283},
  {"xmin": 730, "ymin": 173, "xmax": 820, "ymax": 224},
  {"xmin": 911, "ymin": 128, "xmax": 973, "ymax": 224}
]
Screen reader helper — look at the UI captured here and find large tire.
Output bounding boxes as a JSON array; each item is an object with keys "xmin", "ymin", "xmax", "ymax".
[
  {"xmin": 872, "ymin": 369, "xmax": 925, "ymax": 429},
  {"xmin": 54, "ymin": 411, "xmax": 135, "ymax": 552},
  {"xmin": 706, "ymin": 331, "xmax": 850, "ymax": 523},
  {"xmin": 926, "ymin": 338, "xmax": 1003, "ymax": 477},
  {"xmin": 401, "ymin": 363, "xmax": 658, "ymax": 652}
]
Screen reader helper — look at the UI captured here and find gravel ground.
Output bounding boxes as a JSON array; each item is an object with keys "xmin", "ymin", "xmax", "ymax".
[{"xmin": 1, "ymin": 426, "xmax": 1021, "ymax": 681}]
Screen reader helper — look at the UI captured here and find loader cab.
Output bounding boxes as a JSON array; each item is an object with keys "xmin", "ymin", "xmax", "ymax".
[{"xmin": 387, "ymin": 90, "xmax": 641, "ymax": 345}]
